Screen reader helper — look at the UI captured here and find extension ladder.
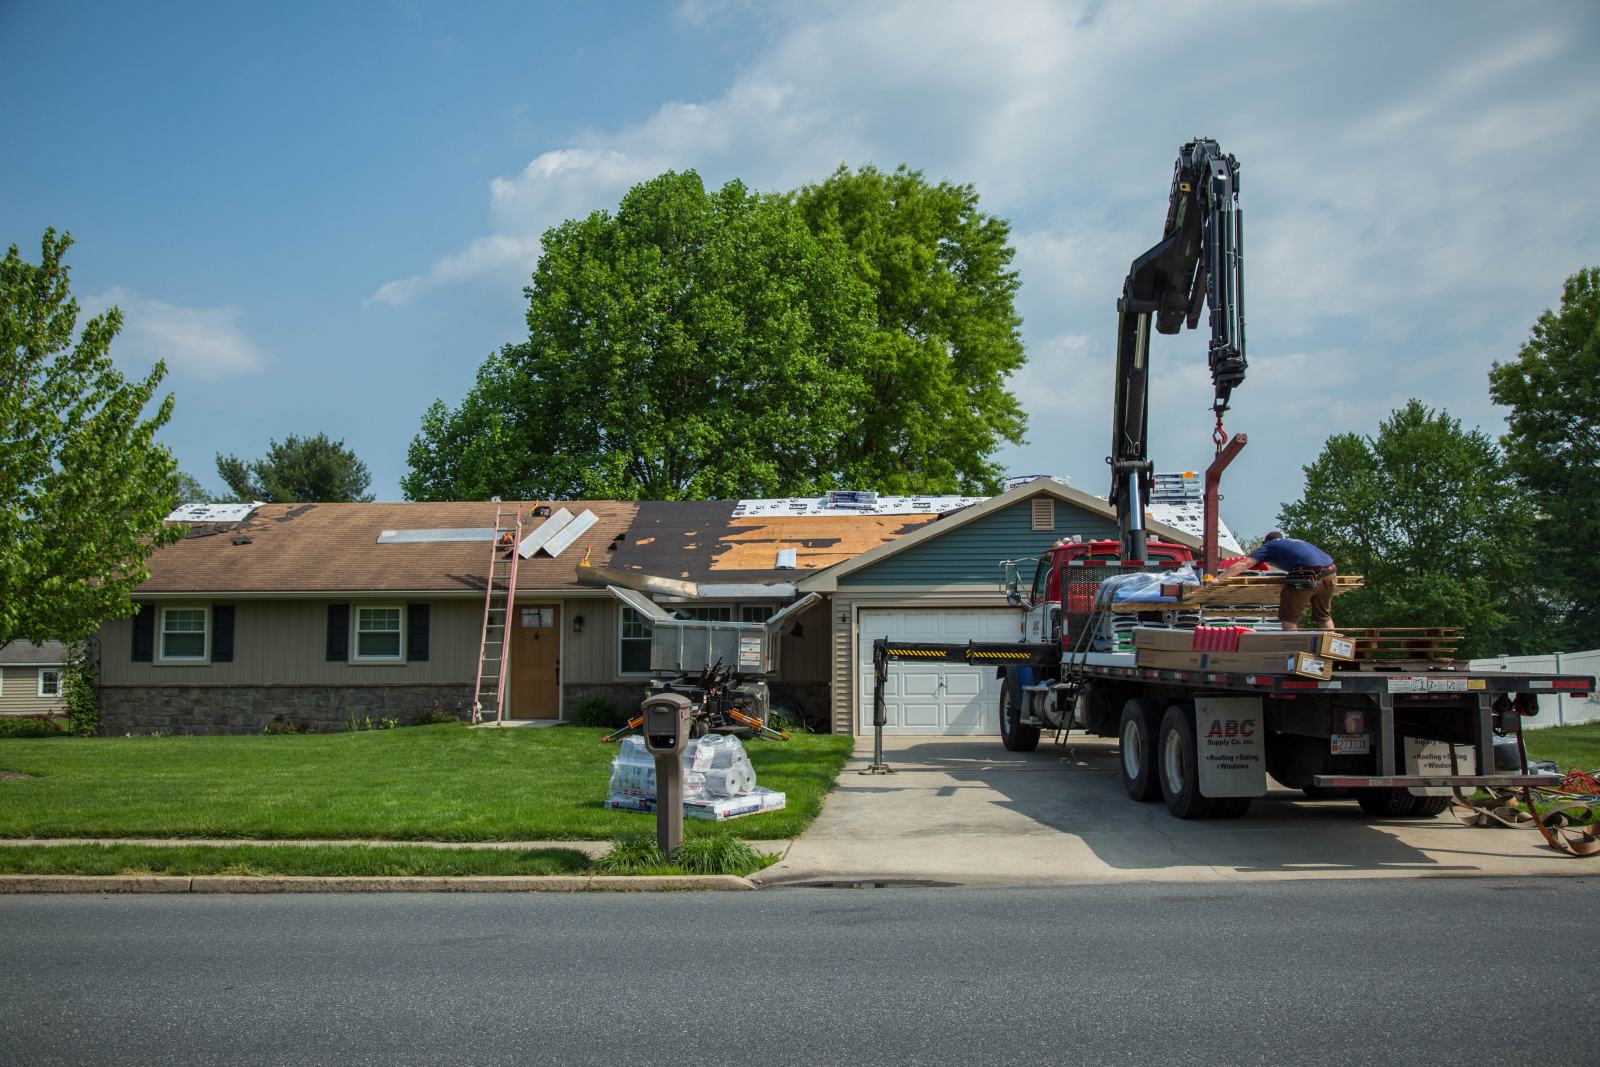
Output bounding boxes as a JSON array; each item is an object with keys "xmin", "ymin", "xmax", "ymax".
[{"xmin": 471, "ymin": 504, "xmax": 526, "ymax": 724}]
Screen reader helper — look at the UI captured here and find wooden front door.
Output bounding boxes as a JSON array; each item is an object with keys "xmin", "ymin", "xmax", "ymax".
[{"xmin": 509, "ymin": 604, "xmax": 561, "ymax": 719}]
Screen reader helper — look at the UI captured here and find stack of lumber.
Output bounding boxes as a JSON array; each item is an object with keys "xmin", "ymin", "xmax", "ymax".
[{"xmin": 1107, "ymin": 572, "xmax": 1365, "ymax": 613}]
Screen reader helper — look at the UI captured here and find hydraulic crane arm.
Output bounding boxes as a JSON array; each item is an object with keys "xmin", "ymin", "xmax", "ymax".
[{"xmin": 1109, "ymin": 138, "xmax": 1246, "ymax": 561}]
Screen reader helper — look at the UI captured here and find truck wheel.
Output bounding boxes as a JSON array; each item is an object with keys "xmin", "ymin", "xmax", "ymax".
[
  {"xmin": 1158, "ymin": 703, "xmax": 1216, "ymax": 819},
  {"xmin": 999, "ymin": 688, "xmax": 1041, "ymax": 752},
  {"xmin": 1405, "ymin": 795, "xmax": 1451, "ymax": 817},
  {"xmin": 1212, "ymin": 796, "xmax": 1253, "ymax": 818},
  {"xmin": 1355, "ymin": 788, "xmax": 1418, "ymax": 817},
  {"xmin": 1301, "ymin": 785, "xmax": 1350, "ymax": 800},
  {"xmin": 1118, "ymin": 698, "xmax": 1164, "ymax": 801}
]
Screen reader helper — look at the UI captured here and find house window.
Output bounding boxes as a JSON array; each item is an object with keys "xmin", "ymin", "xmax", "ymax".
[
  {"xmin": 619, "ymin": 607, "xmax": 653, "ymax": 675},
  {"xmin": 740, "ymin": 605, "xmax": 773, "ymax": 623},
  {"xmin": 38, "ymin": 669, "xmax": 62, "ymax": 698},
  {"xmin": 159, "ymin": 606, "xmax": 209, "ymax": 662},
  {"xmin": 353, "ymin": 605, "xmax": 404, "ymax": 661},
  {"xmin": 1031, "ymin": 497, "xmax": 1056, "ymax": 531},
  {"xmin": 674, "ymin": 605, "xmax": 732, "ymax": 622}
]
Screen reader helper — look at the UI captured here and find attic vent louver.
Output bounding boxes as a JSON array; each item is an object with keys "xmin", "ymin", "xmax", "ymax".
[{"xmin": 1031, "ymin": 497, "xmax": 1055, "ymax": 531}]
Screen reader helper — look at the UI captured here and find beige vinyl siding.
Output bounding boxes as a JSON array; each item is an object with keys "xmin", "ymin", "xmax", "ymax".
[
  {"xmin": 99, "ymin": 600, "xmax": 482, "ymax": 687},
  {"xmin": 562, "ymin": 602, "xmax": 621, "ymax": 684},
  {"xmin": 0, "ymin": 665, "xmax": 67, "ymax": 716}
]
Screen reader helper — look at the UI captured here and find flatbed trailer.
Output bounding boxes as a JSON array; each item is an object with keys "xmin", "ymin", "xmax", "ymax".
[{"xmin": 869, "ymin": 639, "xmax": 1596, "ymax": 822}]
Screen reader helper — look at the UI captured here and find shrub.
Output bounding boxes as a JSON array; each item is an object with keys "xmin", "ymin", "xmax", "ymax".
[
  {"xmin": 593, "ymin": 831, "xmax": 667, "ymax": 874},
  {"xmin": 263, "ymin": 717, "xmax": 309, "ymax": 735},
  {"xmin": 0, "ymin": 716, "xmax": 64, "ymax": 739},
  {"xmin": 407, "ymin": 706, "xmax": 463, "ymax": 726},
  {"xmin": 668, "ymin": 833, "xmax": 771, "ymax": 875},
  {"xmin": 569, "ymin": 694, "xmax": 625, "ymax": 729},
  {"xmin": 63, "ymin": 641, "xmax": 100, "ymax": 737}
]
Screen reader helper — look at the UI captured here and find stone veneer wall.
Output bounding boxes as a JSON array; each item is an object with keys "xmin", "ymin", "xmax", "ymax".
[{"xmin": 99, "ymin": 685, "xmax": 474, "ymax": 736}]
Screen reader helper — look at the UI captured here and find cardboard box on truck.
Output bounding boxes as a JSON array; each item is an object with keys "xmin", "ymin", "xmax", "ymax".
[
  {"xmin": 1235, "ymin": 630, "xmax": 1355, "ymax": 661},
  {"xmin": 1134, "ymin": 646, "xmax": 1333, "ymax": 680}
]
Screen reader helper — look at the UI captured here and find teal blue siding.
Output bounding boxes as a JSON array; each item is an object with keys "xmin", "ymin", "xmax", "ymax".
[{"xmin": 843, "ymin": 498, "xmax": 1119, "ymax": 587}]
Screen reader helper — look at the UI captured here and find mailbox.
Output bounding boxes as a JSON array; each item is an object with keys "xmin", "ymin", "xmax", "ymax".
[{"xmin": 642, "ymin": 692, "xmax": 691, "ymax": 754}]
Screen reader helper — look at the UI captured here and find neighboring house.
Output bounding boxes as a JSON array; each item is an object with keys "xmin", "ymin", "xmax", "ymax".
[
  {"xmin": 93, "ymin": 498, "xmax": 947, "ymax": 735},
  {"xmin": 796, "ymin": 478, "xmax": 1205, "ymax": 738},
  {"xmin": 0, "ymin": 641, "xmax": 69, "ymax": 719}
]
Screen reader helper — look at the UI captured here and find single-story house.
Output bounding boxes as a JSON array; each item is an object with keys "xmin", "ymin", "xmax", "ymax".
[
  {"xmin": 0, "ymin": 640, "xmax": 69, "ymax": 719},
  {"xmin": 95, "ymin": 478, "xmax": 1215, "ymax": 737}
]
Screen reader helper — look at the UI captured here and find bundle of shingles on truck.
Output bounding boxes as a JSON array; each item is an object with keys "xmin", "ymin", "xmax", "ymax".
[{"xmin": 1125, "ymin": 572, "xmax": 1462, "ymax": 678}]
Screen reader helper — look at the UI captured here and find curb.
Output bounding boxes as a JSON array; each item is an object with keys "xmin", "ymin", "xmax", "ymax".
[{"xmin": 0, "ymin": 874, "xmax": 756, "ymax": 894}]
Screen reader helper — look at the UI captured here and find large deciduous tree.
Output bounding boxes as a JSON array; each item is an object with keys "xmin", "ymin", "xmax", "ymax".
[
  {"xmin": 1489, "ymin": 266, "xmax": 1600, "ymax": 650},
  {"xmin": 794, "ymin": 164, "xmax": 1027, "ymax": 493},
  {"xmin": 405, "ymin": 166, "xmax": 1030, "ymax": 501},
  {"xmin": 405, "ymin": 171, "xmax": 875, "ymax": 500},
  {"xmin": 217, "ymin": 432, "xmax": 374, "ymax": 503},
  {"xmin": 1277, "ymin": 400, "xmax": 1548, "ymax": 658},
  {"xmin": 0, "ymin": 229, "xmax": 182, "ymax": 647}
]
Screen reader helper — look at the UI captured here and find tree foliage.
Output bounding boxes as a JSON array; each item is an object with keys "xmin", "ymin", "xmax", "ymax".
[
  {"xmin": 217, "ymin": 432, "xmax": 373, "ymax": 503},
  {"xmin": 405, "ymin": 166, "xmax": 1028, "ymax": 501},
  {"xmin": 0, "ymin": 230, "xmax": 182, "ymax": 648},
  {"xmin": 794, "ymin": 164, "xmax": 1027, "ymax": 492},
  {"xmin": 1489, "ymin": 266, "xmax": 1600, "ymax": 650},
  {"xmin": 1277, "ymin": 400, "xmax": 1547, "ymax": 658}
]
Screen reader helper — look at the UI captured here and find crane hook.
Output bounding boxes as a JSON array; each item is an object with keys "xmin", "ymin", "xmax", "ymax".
[{"xmin": 1212, "ymin": 412, "xmax": 1227, "ymax": 451}]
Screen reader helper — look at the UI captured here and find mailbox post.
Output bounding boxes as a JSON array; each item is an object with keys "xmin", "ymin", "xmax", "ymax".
[{"xmin": 640, "ymin": 692, "xmax": 692, "ymax": 854}]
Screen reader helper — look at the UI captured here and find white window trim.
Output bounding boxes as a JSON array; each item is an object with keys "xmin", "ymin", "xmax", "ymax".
[
  {"xmin": 38, "ymin": 668, "xmax": 62, "ymax": 698},
  {"xmin": 617, "ymin": 605, "xmax": 653, "ymax": 678},
  {"xmin": 157, "ymin": 604, "xmax": 211, "ymax": 664},
  {"xmin": 351, "ymin": 603, "xmax": 407, "ymax": 664}
]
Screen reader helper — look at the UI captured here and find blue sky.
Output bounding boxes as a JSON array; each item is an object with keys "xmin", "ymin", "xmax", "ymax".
[{"xmin": 4, "ymin": 0, "xmax": 1597, "ymax": 534}]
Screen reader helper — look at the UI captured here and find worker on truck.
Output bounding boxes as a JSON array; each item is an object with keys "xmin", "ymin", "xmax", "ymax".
[{"xmin": 1216, "ymin": 531, "xmax": 1337, "ymax": 630}]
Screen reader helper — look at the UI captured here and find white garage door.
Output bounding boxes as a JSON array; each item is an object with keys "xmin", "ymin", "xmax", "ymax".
[{"xmin": 856, "ymin": 608, "xmax": 1020, "ymax": 735}]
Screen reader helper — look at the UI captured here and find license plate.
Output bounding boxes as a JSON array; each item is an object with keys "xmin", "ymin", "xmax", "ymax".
[{"xmin": 1330, "ymin": 734, "xmax": 1370, "ymax": 755}]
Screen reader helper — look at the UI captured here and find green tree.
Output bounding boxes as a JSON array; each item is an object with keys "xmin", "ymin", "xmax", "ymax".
[
  {"xmin": 794, "ymin": 164, "xmax": 1027, "ymax": 492},
  {"xmin": 1488, "ymin": 267, "xmax": 1600, "ymax": 650},
  {"xmin": 0, "ymin": 230, "xmax": 182, "ymax": 648},
  {"xmin": 1277, "ymin": 400, "xmax": 1547, "ymax": 658},
  {"xmin": 405, "ymin": 171, "xmax": 875, "ymax": 500},
  {"xmin": 217, "ymin": 432, "xmax": 374, "ymax": 503},
  {"xmin": 173, "ymin": 470, "xmax": 211, "ymax": 504}
]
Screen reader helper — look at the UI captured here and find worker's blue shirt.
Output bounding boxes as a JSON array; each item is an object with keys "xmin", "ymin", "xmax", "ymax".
[{"xmin": 1249, "ymin": 538, "xmax": 1333, "ymax": 571}]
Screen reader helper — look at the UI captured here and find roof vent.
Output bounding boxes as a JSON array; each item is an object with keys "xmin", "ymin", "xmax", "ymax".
[{"xmin": 775, "ymin": 548, "xmax": 798, "ymax": 569}]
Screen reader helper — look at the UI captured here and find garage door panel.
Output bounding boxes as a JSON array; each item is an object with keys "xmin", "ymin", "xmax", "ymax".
[{"xmin": 857, "ymin": 607, "xmax": 1014, "ymax": 736}]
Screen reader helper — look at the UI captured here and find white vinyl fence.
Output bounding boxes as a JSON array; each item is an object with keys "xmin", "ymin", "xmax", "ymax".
[{"xmin": 1468, "ymin": 649, "xmax": 1600, "ymax": 729}]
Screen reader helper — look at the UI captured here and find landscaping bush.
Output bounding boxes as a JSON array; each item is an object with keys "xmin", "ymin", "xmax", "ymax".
[
  {"xmin": 0, "ymin": 716, "xmax": 64, "ymax": 739},
  {"xmin": 63, "ymin": 641, "xmax": 100, "ymax": 737},
  {"xmin": 669, "ymin": 832, "xmax": 773, "ymax": 875},
  {"xmin": 593, "ymin": 831, "xmax": 667, "ymax": 873},
  {"xmin": 569, "ymin": 694, "xmax": 625, "ymax": 729},
  {"xmin": 407, "ymin": 706, "xmax": 463, "ymax": 726}
]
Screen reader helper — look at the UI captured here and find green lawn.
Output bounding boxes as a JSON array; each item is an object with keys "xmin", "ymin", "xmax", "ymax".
[
  {"xmin": 1522, "ymin": 722, "xmax": 1600, "ymax": 773},
  {"xmin": 0, "ymin": 725, "xmax": 853, "ymax": 842},
  {"xmin": 0, "ymin": 843, "xmax": 591, "ymax": 877}
]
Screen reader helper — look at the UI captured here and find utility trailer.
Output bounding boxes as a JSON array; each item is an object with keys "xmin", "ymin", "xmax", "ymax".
[{"xmin": 869, "ymin": 637, "xmax": 1595, "ymax": 820}]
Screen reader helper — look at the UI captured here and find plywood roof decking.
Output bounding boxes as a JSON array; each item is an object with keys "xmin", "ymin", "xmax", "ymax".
[
  {"xmin": 136, "ymin": 501, "xmax": 639, "ymax": 595},
  {"xmin": 606, "ymin": 500, "xmax": 942, "ymax": 584}
]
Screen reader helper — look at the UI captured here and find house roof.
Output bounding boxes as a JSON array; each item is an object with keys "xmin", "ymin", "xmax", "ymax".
[
  {"xmin": 134, "ymin": 499, "xmax": 945, "ymax": 598},
  {"xmin": 0, "ymin": 640, "xmax": 68, "ymax": 666},
  {"xmin": 136, "ymin": 501, "xmax": 639, "ymax": 596},
  {"xmin": 796, "ymin": 478, "xmax": 1204, "ymax": 592}
]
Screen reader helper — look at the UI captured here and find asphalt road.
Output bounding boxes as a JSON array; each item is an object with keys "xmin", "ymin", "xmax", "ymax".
[{"xmin": 4, "ymin": 879, "xmax": 1596, "ymax": 1066}]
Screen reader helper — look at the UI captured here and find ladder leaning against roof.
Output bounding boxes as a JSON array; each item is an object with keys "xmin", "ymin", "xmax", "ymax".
[{"xmin": 471, "ymin": 503, "xmax": 528, "ymax": 725}]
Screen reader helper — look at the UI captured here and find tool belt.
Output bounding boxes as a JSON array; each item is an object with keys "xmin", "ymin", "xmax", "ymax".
[{"xmin": 1285, "ymin": 564, "xmax": 1335, "ymax": 591}]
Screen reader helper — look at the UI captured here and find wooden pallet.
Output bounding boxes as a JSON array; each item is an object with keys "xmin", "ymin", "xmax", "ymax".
[{"xmin": 1340, "ymin": 627, "xmax": 1462, "ymax": 663}]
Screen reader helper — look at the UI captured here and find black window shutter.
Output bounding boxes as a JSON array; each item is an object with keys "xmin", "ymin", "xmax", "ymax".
[
  {"xmin": 326, "ymin": 603, "xmax": 349, "ymax": 661},
  {"xmin": 131, "ymin": 603, "xmax": 154, "ymax": 662},
  {"xmin": 407, "ymin": 603, "xmax": 430, "ymax": 662},
  {"xmin": 212, "ymin": 605, "xmax": 235, "ymax": 662}
]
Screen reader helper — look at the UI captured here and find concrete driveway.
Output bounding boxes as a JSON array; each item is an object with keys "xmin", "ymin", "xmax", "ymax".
[{"xmin": 754, "ymin": 735, "xmax": 1588, "ymax": 887}]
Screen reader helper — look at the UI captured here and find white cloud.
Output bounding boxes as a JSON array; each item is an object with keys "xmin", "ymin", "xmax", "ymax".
[
  {"xmin": 371, "ymin": 0, "xmax": 1599, "ymax": 527},
  {"xmin": 83, "ymin": 287, "xmax": 266, "ymax": 380}
]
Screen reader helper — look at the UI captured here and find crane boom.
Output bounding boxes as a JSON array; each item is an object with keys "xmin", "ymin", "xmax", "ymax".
[{"xmin": 1108, "ymin": 138, "xmax": 1246, "ymax": 562}]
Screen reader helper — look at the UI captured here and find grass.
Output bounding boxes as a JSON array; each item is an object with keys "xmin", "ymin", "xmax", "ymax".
[
  {"xmin": 0, "ymin": 843, "xmax": 592, "ymax": 877},
  {"xmin": 0, "ymin": 724, "xmax": 853, "ymax": 842},
  {"xmin": 1522, "ymin": 723, "xmax": 1600, "ymax": 773}
]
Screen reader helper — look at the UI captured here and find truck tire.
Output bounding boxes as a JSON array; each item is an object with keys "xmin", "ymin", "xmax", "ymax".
[
  {"xmin": 1118, "ymin": 698, "xmax": 1164, "ymax": 801},
  {"xmin": 1355, "ymin": 788, "xmax": 1418, "ymax": 817},
  {"xmin": 1158, "ymin": 702, "xmax": 1216, "ymax": 819},
  {"xmin": 1212, "ymin": 796, "xmax": 1253, "ymax": 818},
  {"xmin": 999, "ymin": 688, "xmax": 1041, "ymax": 752},
  {"xmin": 1404, "ymin": 795, "xmax": 1451, "ymax": 817}
]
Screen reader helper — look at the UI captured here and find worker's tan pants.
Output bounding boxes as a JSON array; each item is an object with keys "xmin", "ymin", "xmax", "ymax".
[{"xmin": 1279, "ymin": 571, "xmax": 1336, "ymax": 628}]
